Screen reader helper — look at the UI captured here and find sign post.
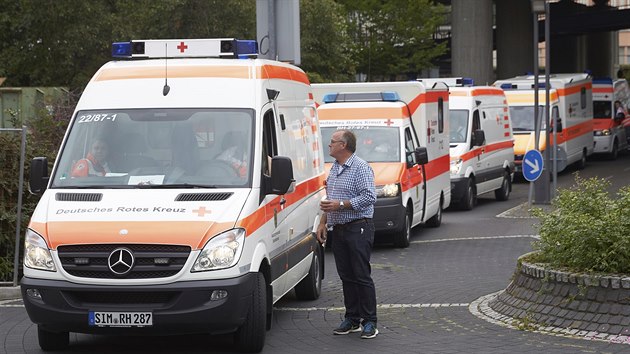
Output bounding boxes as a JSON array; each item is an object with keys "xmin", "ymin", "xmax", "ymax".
[{"xmin": 523, "ymin": 149, "xmax": 544, "ymax": 207}]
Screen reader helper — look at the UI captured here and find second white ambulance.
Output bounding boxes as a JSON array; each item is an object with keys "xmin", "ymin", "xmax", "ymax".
[{"xmin": 313, "ymin": 82, "xmax": 451, "ymax": 248}]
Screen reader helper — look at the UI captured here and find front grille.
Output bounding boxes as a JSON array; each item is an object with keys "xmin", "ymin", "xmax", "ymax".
[
  {"xmin": 58, "ymin": 244, "xmax": 191, "ymax": 279},
  {"xmin": 56, "ymin": 193, "xmax": 103, "ymax": 202},
  {"xmin": 175, "ymin": 192, "xmax": 233, "ymax": 201}
]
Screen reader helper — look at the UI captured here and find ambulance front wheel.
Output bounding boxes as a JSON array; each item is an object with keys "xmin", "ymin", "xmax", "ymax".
[
  {"xmin": 38, "ymin": 325, "xmax": 69, "ymax": 351},
  {"xmin": 426, "ymin": 196, "xmax": 443, "ymax": 228},
  {"xmin": 394, "ymin": 207, "xmax": 412, "ymax": 248},
  {"xmin": 234, "ymin": 272, "xmax": 266, "ymax": 353},
  {"xmin": 494, "ymin": 171, "xmax": 511, "ymax": 201},
  {"xmin": 460, "ymin": 179, "xmax": 476, "ymax": 211}
]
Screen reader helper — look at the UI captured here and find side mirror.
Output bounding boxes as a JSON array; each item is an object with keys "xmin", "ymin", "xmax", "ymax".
[
  {"xmin": 555, "ymin": 117, "xmax": 563, "ymax": 132},
  {"xmin": 471, "ymin": 129, "xmax": 485, "ymax": 147},
  {"xmin": 414, "ymin": 147, "xmax": 429, "ymax": 165},
  {"xmin": 270, "ymin": 156, "xmax": 295, "ymax": 195},
  {"xmin": 29, "ymin": 157, "xmax": 49, "ymax": 195}
]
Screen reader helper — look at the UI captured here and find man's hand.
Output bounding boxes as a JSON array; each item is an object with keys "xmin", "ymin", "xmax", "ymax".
[
  {"xmin": 320, "ymin": 199, "xmax": 342, "ymax": 212},
  {"xmin": 316, "ymin": 223, "xmax": 327, "ymax": 244}
]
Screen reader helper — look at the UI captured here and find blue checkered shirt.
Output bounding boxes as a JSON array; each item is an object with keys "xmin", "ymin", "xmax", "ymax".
[{"xmin": 326, "ymin": 153, "xmax": 376, "ymax": 226}]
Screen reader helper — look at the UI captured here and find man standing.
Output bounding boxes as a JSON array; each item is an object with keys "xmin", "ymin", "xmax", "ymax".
[{"xmin": 316, "ymin": 129, "xmax": 378, "ymax": 339}]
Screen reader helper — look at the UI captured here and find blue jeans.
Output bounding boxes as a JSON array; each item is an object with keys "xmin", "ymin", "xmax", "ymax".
[{"xmin": 332, "ymin": 219, "xmax": 377, "ymax": 325}]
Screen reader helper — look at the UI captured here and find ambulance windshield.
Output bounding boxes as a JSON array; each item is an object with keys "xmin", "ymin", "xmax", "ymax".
[
  {"xmin": 593, "ymin": 101, "xmax": 612, "ymax": 119},
  {"xmin": 449, "ymin": 110, "xmax": 469, "ymax": 143},
  {"xmin": 51, "ymin": 108, "xmax": 254, "ymax": 188},
  {"xmin": 509, "ymin": 105, "xmax": 548, "ymax": 132},
  {"xmin": 320, "ymin": 127, "xmax": 400, "ymax": 163}
]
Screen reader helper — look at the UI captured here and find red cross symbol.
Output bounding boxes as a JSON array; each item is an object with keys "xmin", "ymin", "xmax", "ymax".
[
  {"xmin": 385, "ymin": 119, "xmax": 394, "ymax": 126},
  {"xmin": 193, "ymin": 206, "xmax": 210, "ymax": 217},
  {"xmin": 177, "ymin": 41, "xmax": 188, "ymax": 53}
]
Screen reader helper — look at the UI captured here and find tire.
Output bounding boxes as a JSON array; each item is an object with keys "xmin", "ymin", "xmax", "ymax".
[
  {"xmin": 609, "ymin": 140, "xmax": 618, "ymax": 160},
  {"xmin": 460, "ymin": 179, "xmax": 476, "ymax": 211},
  {"xmin": 576, "ymin": 150, "xmax": 587, "ymax": 170},
  {"xmin": 494, "ymin": 171, "xmax": 511, "ymax": 201},
  {"xmin": 426, "ymin": 197, "xmax": 442, "ymax": 228},
  {"xmin": 394, "ymin": 208, "xmax": 412, "ymax": 248},
  {"xmin": 294, "ymin": 248, "xmax": 322, "ymax": 300},
  {"xmin": 235, "ymin": 272, "xmax": 266, "ymax": 353},
  {"xmin": 38, "ymin": 325, "xmax": 69, "ymax": 351}
]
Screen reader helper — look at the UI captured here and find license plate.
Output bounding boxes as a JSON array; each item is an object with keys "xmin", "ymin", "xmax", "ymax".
[{"xmin": 89, "ymin": 311, "xmax": 153, "ymax": 327}]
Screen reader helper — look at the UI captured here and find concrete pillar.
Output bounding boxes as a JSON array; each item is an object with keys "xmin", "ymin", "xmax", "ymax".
[
  {"xmin": 451, "ymin": 0, "xmax": 493, "ymax": 85},
  {"xmin": 495, "ymin": 0, "xmax": 533, "ymax": 80},
  {"xmin": 587, "ymin": 32, "xmax": 614, "ymax": 77},
  {"xmin": 549, "ymin": 0, "xmax": 586, "ymax": 74}
]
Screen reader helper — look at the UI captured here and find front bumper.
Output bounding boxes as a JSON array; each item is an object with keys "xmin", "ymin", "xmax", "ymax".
[
  {"xmin": 21, "ymin": 273, "xmax": 256, "ymax": 335},
  {"xmin": 372, "ymin": 196, "xmax": 406, "ymax": 234},
  {"xmin": 450, "ymin": 177, "xmax": 469, "ymax": 203},
  {"xmin": 593, "ymin": 135, "xmax": 613, "ymax": 154}
]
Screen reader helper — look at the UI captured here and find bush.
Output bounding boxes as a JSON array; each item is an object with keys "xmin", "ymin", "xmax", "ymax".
[
  {"xmin": 0, "ymin": 92, "xmax": 76, "ymax": 282},
  {"xmin": 531, "ymin": 175, "xmax": 630, "ymax": 274}
]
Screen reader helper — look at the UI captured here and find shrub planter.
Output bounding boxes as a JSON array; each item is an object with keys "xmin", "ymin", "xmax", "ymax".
[{"xmin": 489, "ymin": 252, "xmax": 630, "ymax": 337}]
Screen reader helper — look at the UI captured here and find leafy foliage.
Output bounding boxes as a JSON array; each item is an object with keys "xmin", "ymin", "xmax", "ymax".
[
  {"xmin": 0, "ymin": 92, "xmax": 76, "ymax": 281},
  {"xmin": 531, "ymin": 175, "xmax": 630, "ymax": 274}
]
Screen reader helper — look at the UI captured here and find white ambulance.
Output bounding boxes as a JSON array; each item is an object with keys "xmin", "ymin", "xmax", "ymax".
[
  {"xmin": 22, "ymin": 39, "xmax": 326, "ymax": 352},
  {"xmin": 592, "ymin": 77, "xmax": 629, "ymax": 159},
  {"xmin": 430, "ymin": 81, "xmax": 514, "ymax": 210},
  {"xmin": 313, "ymin": 82, "xmax": 451, "ymax": 248},
  {"xmin": 493, "ymin": 74, "xmax": 594, "ymax": 173}
]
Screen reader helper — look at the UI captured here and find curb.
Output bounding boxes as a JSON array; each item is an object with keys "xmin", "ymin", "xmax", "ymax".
[{"xmin": 0, "ymin": 286, "xmax": 21, "ymax": 300}]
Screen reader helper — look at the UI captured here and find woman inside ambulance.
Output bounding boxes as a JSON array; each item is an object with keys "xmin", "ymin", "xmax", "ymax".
[{"xmin": 70, "ymin": 137, "xmax": 111, "ymax": 177}]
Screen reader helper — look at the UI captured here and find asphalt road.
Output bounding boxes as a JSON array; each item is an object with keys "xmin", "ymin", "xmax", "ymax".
[{"xmin": 2, "ymin": 153, "xmax": 630, "ymax": 353}]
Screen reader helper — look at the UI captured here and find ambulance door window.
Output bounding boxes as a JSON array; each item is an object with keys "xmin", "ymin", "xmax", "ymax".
[
  {"xmin": 438, "ymin": 97, "xmax": 444, "ymax": 133},
  {"xmin": 471, "ymin": 110, "xmax": 481, "ymax": 149},
  {"xmin": 262, "ymin": 109, "xmax": 278, "ymax": 177},
  {"xmin": 581, "ymin": 87, "xmax": 587, "ymax": 110},
  {"xmin": 404, "ymin": 128, "xmax": 416, "ymax": 165}
]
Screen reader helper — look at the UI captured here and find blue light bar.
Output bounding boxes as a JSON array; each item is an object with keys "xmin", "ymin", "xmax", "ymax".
[
  {"xmin": 460, "ymin": 78, "xmax": 474, "ymax": 86},
  {"xmin": 235, "ymin": 40, "xmax": 258, "ymax": 58},
  {"xmin": 593, "ymin": 77, "xmax": 613, "ymax": 85},
  {"xmin": 533, "ymin": 83, "xmax": 547, "ymax": 89},
  {"xmin": 112, "ymin": 42, "xmax": 132, "ymax": 58},
  {"xmin": 381, "ymin": 91, "xmax": 400, "ymax": 101},
  {"xmin": 322, "ymin": 93, "xmax": 338, "ymax": 104},
  {"xmin": 500, "ymin": 83, "xmax": 514, "ymax": 89}
]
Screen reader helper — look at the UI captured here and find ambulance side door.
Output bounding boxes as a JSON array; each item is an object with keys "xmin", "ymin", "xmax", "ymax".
[
  {"xmin": 261, "ymin": 106, "xmax": 290, "ymax": 298},
  {"xmin": 404, "ymin": 127, "xmax": 424, "ymax": 221}
]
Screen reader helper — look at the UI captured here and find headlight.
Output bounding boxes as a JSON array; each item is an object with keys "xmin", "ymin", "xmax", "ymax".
[
  {"xmin": 450, "ymin": 159, "xmax": 463, "ymax": 174},
  {"xmin": 594, "ymin": 130, "xmax": 610, "ymax": 136},
  {"xmin": 192, "ymin": 228, "xmax": 245, "ymax": 272},
  {"xmin": 24, "ymin": 229, "xmax": 56, "ymax": 271},
  {"xmin": 376, "ymin": 183, "xmax": 400, "ymax": 198}
]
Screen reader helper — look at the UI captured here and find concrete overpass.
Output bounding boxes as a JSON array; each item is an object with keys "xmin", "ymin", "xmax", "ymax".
[{"xmin": 448, "ymin": 0, "xmax": 630, "ymax": 84}]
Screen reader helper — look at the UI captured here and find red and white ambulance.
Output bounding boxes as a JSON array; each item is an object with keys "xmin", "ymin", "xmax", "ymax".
[
  {"xmin": 313, "ymin": 82, "xmax": 451, "ymax": 248},
  {"xmin": 592, "ymin": 77, "xmax": 629, "ymax": 159},
  {"xmin": 421, "ymin": 79, "xmax": 514, "ymax": 210},
  {"xmin": 22, "ymin": 39, "xmax": 326, "ymax": 352},
  {"xmin": 494, "ymin": 74, "xmax": 594, "ymax": 173}
]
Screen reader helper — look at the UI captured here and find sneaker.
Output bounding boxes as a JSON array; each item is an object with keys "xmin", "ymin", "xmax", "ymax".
[
  {"xmin": 360, "ymin": 322, "xmax": 379, "ymax": 339},
  {"xmin": 333, "ymin": 319, "xmax": 361, "ymax": 335}
]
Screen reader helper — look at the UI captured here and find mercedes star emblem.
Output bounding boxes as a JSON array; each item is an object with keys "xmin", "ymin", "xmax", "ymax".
[{"xmin": 108, "ymin": 248, "xmax": 135, "ymax": 275}]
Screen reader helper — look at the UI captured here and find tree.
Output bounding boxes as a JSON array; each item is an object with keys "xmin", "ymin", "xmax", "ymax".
[
  {"xmin": 300, "ymin": 0, "xmax": 357, "ymax": 83},
  {"xmin": 339, "ymin": 0, "xmax": 448, "ymax": 81}
]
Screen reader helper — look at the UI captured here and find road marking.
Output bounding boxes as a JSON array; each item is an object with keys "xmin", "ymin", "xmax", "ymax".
[
  {"xmin": 0, "ymin": 299, "xmax": 24, "ymax": 307},
  {"xmin": 275, "ymin": 303, "xmax": 469, "ymax": 312},
  {"xmin": 411, "ymin": 235, "xmax": 539, "ymax": 244}
]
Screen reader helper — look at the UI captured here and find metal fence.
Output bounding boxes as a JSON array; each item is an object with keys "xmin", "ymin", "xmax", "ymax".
[{"xmin": 0, "ymin": 126, "xmax": 27, "ymax": 286}]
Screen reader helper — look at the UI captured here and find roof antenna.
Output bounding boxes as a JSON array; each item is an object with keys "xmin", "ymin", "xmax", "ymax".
[{"xmin": 163, "ymin": 43, "xmax": 170, "ymax": 96}]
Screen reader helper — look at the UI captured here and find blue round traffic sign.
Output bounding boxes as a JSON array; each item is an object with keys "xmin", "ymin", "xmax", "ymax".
[{"xmin": 522, "ymin": 149, "xmax": 544, "ymax": 182}]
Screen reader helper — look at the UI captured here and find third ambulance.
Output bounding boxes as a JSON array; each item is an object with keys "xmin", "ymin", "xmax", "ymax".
[
  {"xmin": 313, "ymin": 82, "xmax": 450, "ymax": 248},
  {"xmin": 421, "ymin": 78, "xmax": 514, "ymax": 210}
]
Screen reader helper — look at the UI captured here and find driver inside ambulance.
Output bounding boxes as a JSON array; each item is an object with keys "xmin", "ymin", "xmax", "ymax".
[{"xmin": 71, "ymin": 138, "xmax": 111, "ymax": 177}]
